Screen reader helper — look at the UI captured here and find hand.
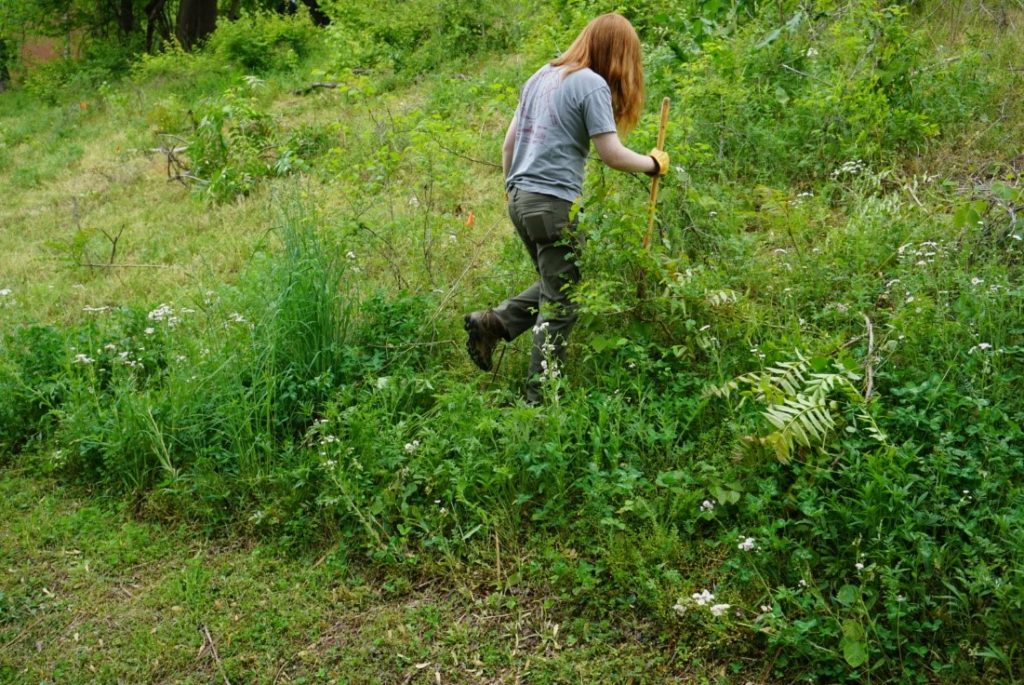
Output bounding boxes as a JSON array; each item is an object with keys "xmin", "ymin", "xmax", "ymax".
[{"xmin": 647, "ymin": 148, "xmax": 669, "ymax": 177}]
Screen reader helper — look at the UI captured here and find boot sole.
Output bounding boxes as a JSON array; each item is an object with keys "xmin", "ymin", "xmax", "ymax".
[{"xmin": 464, "ymin": 314, "xmax": 493, "ymax": 372}]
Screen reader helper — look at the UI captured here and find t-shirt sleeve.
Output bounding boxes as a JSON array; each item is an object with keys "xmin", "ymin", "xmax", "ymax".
[{"xmin": 581, "ymin": 85, "xmax": 617, "ymax": 137}]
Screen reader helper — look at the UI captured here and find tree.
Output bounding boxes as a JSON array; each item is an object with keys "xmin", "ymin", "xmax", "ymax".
[{"xmin": 175, "ymin": 0, "xmax": 216, "ymax": 50}]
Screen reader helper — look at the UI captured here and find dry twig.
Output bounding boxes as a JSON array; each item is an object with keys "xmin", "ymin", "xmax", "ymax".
[{"xmin": 199, "ymin": 624, "xmax": 232, "ymax": 685}]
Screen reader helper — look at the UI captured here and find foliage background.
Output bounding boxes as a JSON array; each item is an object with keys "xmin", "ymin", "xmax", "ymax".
[{"xmin": 1, "ymin": 0, "xmax": 1023, "ymax": 682}]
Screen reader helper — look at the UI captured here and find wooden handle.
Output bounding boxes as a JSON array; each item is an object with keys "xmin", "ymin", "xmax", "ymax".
[{"xmin": 643, "ymin": 97, "xmax": 670, "ymax": 251}]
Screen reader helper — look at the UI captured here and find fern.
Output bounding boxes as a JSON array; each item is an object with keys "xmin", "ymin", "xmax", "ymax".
[{"xmin": 709, "ymin": 351, "xmax": 887, "ymax": 462}]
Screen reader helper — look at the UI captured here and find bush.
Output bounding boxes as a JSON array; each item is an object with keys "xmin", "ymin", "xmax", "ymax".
[{"xmin": 208, "ymin": 11, "xmax": 321, "ymax": 72}]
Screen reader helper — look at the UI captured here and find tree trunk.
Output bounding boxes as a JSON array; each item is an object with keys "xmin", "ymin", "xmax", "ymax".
[
  {"xmin": 176, "ymin": 0, "xmax": 217, "ymax": 51},
  {"xmin": 119, "ymin": 0, "xmax": 136, "ymax": 36},
  {"xmin": 227, "ymin": 0, "xmax": 242, "ymax": 21},
  {"xmin": 299, "ymin": 0, "xmax": 330, "ymax": 27},
  {"xmin": 145, "ymin": 0, "xmax": 171, "ymax": 52},
  {"xmin": 0, "ymin": 38, "xmax": 9, "ymax": 93}
]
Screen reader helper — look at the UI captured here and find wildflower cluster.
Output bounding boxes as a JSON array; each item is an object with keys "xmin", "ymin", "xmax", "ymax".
[
  {"xmin": 148, "ymin": 303, "xmax": 184, "ymax": 327},
  {"xmin": 830, "ymin": 159, "xmax": 866, "ymax": 179},
  {"xmin": 533, "ymin": 321, "xmax": 561, "ymax": 383},
  {"xmin": 897, "ymin": 240, "xmax": 950, "ymax": 268}
]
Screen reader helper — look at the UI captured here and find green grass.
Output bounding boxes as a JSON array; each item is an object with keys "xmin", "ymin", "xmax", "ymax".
[
  {"xmin": 2, "ymin": 2, "xmax": 1023, "ymax": 682},
  {"xmin": 0, "ymin": 468, "xmax": 728, "ymax": 684}
]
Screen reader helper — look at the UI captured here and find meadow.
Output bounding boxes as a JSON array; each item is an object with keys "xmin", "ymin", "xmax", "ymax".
[{"xmin": 1, "ymin": 1, "xmax": 1023, "ymax": 682}]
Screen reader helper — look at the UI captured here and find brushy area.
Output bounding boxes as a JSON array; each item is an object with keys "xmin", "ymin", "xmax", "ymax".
[{"xmin": 2, "ymin": 1, "xmax": 1023, "ymax": 682}]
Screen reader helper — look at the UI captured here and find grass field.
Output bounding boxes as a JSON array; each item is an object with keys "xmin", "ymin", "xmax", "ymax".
[{"xmin": 2, "ymin": 1, "xmax": 1023, "ymax": 682}]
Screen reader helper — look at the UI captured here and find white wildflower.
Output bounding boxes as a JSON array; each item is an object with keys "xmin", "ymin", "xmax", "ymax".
[
  {"xmin": 855, "ymin": 562, "xmax": 865, "ymax": 571},
  {"xmin": 968, "ymin": 343, "xmax": 993, "ymax": 354},
  {"xmin": 672, "ymin": 602, "xmax": 687, "ymax": 617},
  {"xmin": 970, "ymin": 277, "xmax": 984, "ymax": 286},
  {"xmin": 709, "ymin": 603, "xmax": 731, "ymax": 617},
  {"xmin": 228, "ymin": 312, "xmax": 246, "ymax": 324},
  {"xmin": 691, "ymin": 589, "xmax": 714, "ymax": 606},
  {"xmin": 73, "ymin": 353, "xmax": 95, "ymax": 364},
  {"xmin": 144, "ymin": 327, "xmax": 155, "ymax": 335},
  {"xmin": 738, "ymin": 537, "xmax": 757, "ymax": 552},
  {"xmin": 148, "ymin": 304, "xmax": 177, "ymax": 324},
  {"xmin": 324, "ymin": 459, "xmax": 337, "ymax": 468},
  {"xmin": 700, "ymin": 500, "xmax": 715, "ymax": 512},
  {"xmin": 0, "ymin": 288, "xmax": 10, "ymax": 297},
  {"xmin": 532, "ymin": 321, "xmax": 550, "ymax": 335},
  {"xmin": 103, "ymin": 343, "xmax": 117, "ymax": 351},
  {"xmin": 805, "ymin": 47, "xmax": 819, "ymax": 58},
  {"xmin": 345, "ymin": 251, "xmax": 357, "ymax": 259},
  {"xmin": 404, "ymin": 440, "xmax": 420, "ymax": 454}
]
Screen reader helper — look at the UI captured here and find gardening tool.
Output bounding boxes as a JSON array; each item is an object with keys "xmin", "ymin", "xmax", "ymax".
[{"xmin": 643, "ymin": 97, "xmax": 671, "ymax": 251}]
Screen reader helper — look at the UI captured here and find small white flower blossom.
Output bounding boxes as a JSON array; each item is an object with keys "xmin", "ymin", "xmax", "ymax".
[
  {"xmin": 738, "ymin": 537, "xmax": 757, "ymax": 552},
  {"xmin": 968, "ymin": 343, "xmax": 993, "ymax": 354},
  {"xmin": 103, "ymin": 343, "xmax": 117, "ymax": 351},
  {"xmin": 970, "ymin": 277, "xmax": 984, "ymax": 287},
  {"xmin": 229, "ymin": 312, "xmax": 246, "ymax": 324},
  {"xmin": 0, "ymin": 288, "xmax": 11, "ymax": 297},
  {"xmin": 805, "ymin": 47, "xmax": 819, "ymax": 58},
  {"xmin": 345, "ymin": 251, "xmax": 357, "ymax": 259},
  {"xmin": 404, "ymin": 440, "xmax": 420, "ymax": 454},
  {"xmin": 672, "ymin": 602, "xmax": 687, "ymax": 617},
  {"xmin": 144, "ymin": 327, "xmax": 155, "ymax": 335},
  {"xmin": 691, "ymin": 589, "xmax": 714, "ymax": 606},
  {"xmin": 73, "ymin": 354, "xmax": 95, "ymax": 364},
  {"xmin": 799, "ymin": 579, "xmax": 808, "ymax": 588},
  {"xmin": 709, "ymin": 603, "xmax": 731, "ymax": 617},
  {"xmin": 147, "ymin": 304, "xmax": 180, "ymax": 326},
  {"xmin": 700, "ymin": 500, "xmax": 715, "ymax": 512},
  {"xmin": 324, "ymin": 459, "xmax": 337, "ymax": 468},
  {"xmin": 855, "ymin": 562, "xmax": 865, "ymax": 571}
]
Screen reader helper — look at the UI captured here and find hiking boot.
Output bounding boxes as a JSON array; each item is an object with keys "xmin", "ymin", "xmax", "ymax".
[{"xmin": 464, "ymin": 309, "xmax": 510, "ymax": 372}]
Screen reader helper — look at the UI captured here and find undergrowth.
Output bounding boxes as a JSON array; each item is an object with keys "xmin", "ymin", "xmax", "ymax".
[{"xmin": 2, "ymin": 1, "xmax": 1023, "ymax": 682}]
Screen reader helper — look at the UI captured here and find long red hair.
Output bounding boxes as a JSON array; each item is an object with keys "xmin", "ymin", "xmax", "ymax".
[{"xmin": 551, "ymin": 13, "xmax": 644, "ymax": 133}]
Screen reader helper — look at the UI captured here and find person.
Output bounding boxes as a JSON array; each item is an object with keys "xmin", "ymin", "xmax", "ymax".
[{"xmin": 464, "ymin": 13, "xmax": 669, "ymax": 403}]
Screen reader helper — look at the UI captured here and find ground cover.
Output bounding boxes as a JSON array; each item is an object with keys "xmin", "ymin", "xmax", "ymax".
[{"xmin": 2, "ymin": 1, "xmax": 1023, "ymax": 682}]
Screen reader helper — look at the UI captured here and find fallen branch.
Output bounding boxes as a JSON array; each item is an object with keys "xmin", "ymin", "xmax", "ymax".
[
  {"xmin": 434, "ymin": 140, "xmax": 502, "ymax": 169},
  {"xmin": 199, "ymin": 624, "xmax": 232, "ymax": 685},
  {"xmin": 293, "ymin": 81, "xmax": 339, "ymax": 95},
  {"xmin": 78, "ymin": 262, "xmax": 178, "ymax": 269}
]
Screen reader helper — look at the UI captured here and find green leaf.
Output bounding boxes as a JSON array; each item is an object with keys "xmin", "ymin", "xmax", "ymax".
[
  {"xmin": 836, "ymin": 584, "xmax": 861, "ymax": 606},
  {"xmin": 841, "ymin": 619, "xmax": 869, "ymax": 667}
]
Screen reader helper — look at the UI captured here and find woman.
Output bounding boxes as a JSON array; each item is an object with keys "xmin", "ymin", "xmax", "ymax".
[{"xmin": 465, "ymin": 13, "xmax": 669, "ymax": 403}]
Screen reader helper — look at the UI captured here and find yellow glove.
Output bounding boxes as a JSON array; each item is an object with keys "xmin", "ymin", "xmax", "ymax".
[{"xmin": 647, "ymin": 148, "xmax": 670, "ymax": 177}]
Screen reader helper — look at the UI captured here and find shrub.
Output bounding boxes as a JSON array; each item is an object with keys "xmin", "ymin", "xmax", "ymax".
[{"xmin": 208, "ymin": 11, "xmax": 321, "ymax": 73}]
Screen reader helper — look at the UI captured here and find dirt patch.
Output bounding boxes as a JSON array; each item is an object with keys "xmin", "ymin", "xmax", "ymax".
[{"xmin": 20, "ymin": 33, "xmax": 83, "ymax": 66}]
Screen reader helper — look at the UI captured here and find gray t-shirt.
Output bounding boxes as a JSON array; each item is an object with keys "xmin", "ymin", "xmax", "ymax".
[{"xmin": 505, "ymin": 64, "xmax": 618, "ymax": 202}]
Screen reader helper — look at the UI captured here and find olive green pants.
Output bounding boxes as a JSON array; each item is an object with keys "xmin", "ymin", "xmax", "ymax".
[{"xmin": 494, "ymin": 187, "xmax": 580, "ymax": 401}]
